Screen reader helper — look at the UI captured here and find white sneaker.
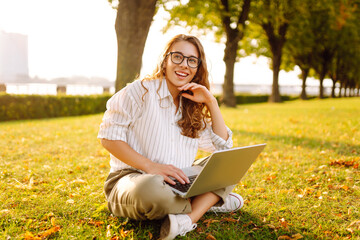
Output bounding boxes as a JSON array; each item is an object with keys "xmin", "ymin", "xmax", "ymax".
[
  {"xmin": 160, "ymin": 214, "xmax": 197, "ymax": 240},
  {"xmin": 208, "ymin": 192, "xmax": 244, "ymax": 213}
]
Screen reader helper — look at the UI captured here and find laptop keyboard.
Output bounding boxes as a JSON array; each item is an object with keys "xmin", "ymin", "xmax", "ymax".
[{"xmin": 166, "ymin": 175, "xmax": 197, "ymax": 193}]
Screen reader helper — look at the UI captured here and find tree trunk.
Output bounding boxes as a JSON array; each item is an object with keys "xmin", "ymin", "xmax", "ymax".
[
  {"xmin": 220, "ymin": 0, "xmax": 251, "ymax": 107},
  {"xmin": 318, "ymin": 65, "xmax": 327, "ymax": 98},
  {"xmin": 338, "ymin": 81, "xmax": 343, "ymax": 97},
  {"xmin": 319, "ymin": 77, "xmax": 324, "ymax": 98},
  {"xmin": 269, "ymin": 49, "xmax": 282, "ymax": 102},
  {"xmin": 222, "ymin": 35, "xmax": 238, "ymax": 107},
  {"xmin": 331, "ymin": 78, "xmax": 336, "ymax": 98},
  {"xmin": 344, "ymin": 84, "xmax": 348, "ymax": 97},
  {"xmin": 261, "ymin": 22, "xmax": 288, "ymax": 103},
  {"xmin": 300, "ymin": 68, "xmax": 309, "ymax": 100},
  {"xmin": 115, "ymin": 0, "xmax": 157, "ymax": 92}
]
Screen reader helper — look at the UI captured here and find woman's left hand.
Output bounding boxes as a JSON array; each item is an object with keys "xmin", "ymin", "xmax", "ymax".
[{"xmin": 178, "ymin": 83, "xmax": 215, "ymax": 106}]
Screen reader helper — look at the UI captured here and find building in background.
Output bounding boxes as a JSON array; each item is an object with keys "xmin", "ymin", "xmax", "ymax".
[{"xmin": 0, "ymin": 31, "xmax": 29, "ymax": 83}]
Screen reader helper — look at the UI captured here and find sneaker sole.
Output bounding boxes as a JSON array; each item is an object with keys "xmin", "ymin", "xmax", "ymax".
[
  {"xmin": 230, "ymin": 193, "xmax": 243, "ymax": 211},
  {"xmin": 160, "ymin": 215, "xmax": 177, "ymax": 240}
]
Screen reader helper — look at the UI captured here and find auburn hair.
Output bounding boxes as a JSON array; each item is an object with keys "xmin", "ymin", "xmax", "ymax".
[{"xmin": 142, "ymin": 34, "xmax": 211, "ymax": 138}]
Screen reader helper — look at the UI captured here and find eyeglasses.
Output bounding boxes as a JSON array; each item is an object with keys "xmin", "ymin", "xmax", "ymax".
[{"xmin": 167, "ymin": 52, "xmax": 201, "ymax": 68}]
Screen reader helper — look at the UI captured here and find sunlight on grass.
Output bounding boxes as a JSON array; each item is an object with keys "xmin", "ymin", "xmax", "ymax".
[{"xmin": 1, "ymin": 98, "xmax": 359, "ymax": 239}]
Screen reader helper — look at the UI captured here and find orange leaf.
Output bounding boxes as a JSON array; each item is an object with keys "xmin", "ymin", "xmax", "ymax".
[
  {"xmin": 291, "ymin": 233, "xmax": 303, "ymax": 239},
  {"xmin": 265, "ymin": 175, "xmax": 277, "ymax": 181},
  {"xmin": 148, "ymin": 232, "xmax": 153, "ymax": 239},
  {"xmin": 88, "ymin": 219, "xmax": 104, "ymax": 227},
  {"xmin": 206, "ymin": 233, "xmax": 217, "ymax": 240},
  {"xmin": 221, "ymin": 217, "xmax": 238, "ymax": 223},
  {"xmin": 120, "ymin": 228, "xmax": 131, "ymax": 238},
  {"xmin": 39, "ymin": 226, "xmax": 61, "ymax": 238},
  {"xmin": 203, "ymin": 219, "xmax": 220, "ymax": 227},
  {"xmin": 51, "ymin": 217, "xmax": 56, "ymax": 227},
  {"xmin": 278, "ymin": 236, "xmax": 292, "ymax": 240},
  {"xmin": 348, "ymin": 220, "xmax": 360, "ymax": 230},
  {"xmin": 280, "ymin": 218, "xmax": 289, "ymax": 229},
  {"xmin": 23, "ymin": 231, "xmax": 41, "ymax": 240}
]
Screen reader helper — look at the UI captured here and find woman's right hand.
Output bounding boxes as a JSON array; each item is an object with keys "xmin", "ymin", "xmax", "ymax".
[{"xmin": 144, "ymin": 162, "xmax": 190, "ymax": 185}]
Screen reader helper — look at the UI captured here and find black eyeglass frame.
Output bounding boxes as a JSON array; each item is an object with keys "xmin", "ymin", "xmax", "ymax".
[{"xmin": 166, "ymin": 52, "xmax": 201, "ymax": 68}]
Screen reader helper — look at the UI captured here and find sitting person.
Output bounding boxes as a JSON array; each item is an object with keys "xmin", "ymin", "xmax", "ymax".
[{"xmin": 98, "ymin": 34, "xmax": 243, "ymax": 240}]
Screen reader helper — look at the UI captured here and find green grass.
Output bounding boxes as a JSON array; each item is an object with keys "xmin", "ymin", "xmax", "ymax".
[{"xmin": 1, "ymin": 97, "xmax": 359, "ymax": 239}]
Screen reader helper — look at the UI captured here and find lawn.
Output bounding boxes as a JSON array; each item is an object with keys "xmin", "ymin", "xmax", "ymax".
[{"xmin": 0, "ymin": 97, "xmax": 359, "ymax": 239}]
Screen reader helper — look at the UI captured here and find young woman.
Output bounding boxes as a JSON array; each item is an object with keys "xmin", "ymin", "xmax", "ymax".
[{"xmin": 98, "ymin": 34, "xmax": 243, "ymax": 240}]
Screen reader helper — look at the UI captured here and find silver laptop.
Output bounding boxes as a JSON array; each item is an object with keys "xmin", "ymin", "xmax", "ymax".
[{"xmin": 167, "ymin": 143, "xmax": 266, "ymax": 198}]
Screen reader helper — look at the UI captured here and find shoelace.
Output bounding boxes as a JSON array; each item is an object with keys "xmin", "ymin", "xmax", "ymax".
[{"xmin": 179, "ymin": 223, "xmax": 197, "ymax": 236}]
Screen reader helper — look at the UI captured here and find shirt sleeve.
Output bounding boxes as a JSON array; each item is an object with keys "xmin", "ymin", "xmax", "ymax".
[
  {"xmin": 97, "ymin": 84, "xmax": 142, "ymax": 142},
  {"xmin": 198, "ymin": 123, "xmax": 233, "ymax": 152}
]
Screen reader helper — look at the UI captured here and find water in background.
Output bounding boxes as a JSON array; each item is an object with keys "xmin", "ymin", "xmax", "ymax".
[
  {"xmin": 3, "ymin": 82, "xmax": 333, "ymax": 96},
  {"xmin": 5, "ymin": 83, "xmax": 115, "ymax": 95}
]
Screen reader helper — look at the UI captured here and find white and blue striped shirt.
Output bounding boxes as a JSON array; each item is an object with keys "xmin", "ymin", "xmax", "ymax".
[{"xmin": 98, "ymin": 78, "xmax": 233, "ymax": 173}]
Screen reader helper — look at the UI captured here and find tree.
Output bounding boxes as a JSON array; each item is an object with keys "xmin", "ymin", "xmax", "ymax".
[
  {"xmin": 283, "ymin": 0, "xmax": 315, "ymax": 100},
  {"xmin": 246, "ymin": 0, "xmax": 296, "ymax": 102},
  {"xmin": 328, "ymin": 0, "xmax": 360, "ymax": 98},
  {"xmin": 165, "ymin": 0, "xmax": 251, "ymax": 107},
  {"xmin": 109, "ymin": 0, "xmax": 158, "ymax": 92},
  {"xmin": 306, "ymin": 1, "xmax": 339, "ymax": 99}
]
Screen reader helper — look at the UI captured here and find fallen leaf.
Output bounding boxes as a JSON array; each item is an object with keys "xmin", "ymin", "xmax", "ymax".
[
  {"xmin": 196, "ymin": 226, "xmax": 204, "ymax": 233},
  {"xmin": 291, "ymin": 233, "xmax": 303, "ymax": 239},
  {"xmin": 88, "ymin": 219, "xmax": 104, "ymax": 227},
  {"xmin": 203, "ymin": 219, "xmax": 220, "ymax": 228},
  {"xmin": 148, "ymin": 231, "xmax": 153, "ymax": 239},
  {"xmin": 348, "ymin": 220, "xmax": 360, "ymax": 230},
  {"xmin": 70, "ymin": 179, "xmax": 87, "ymax": 184},
  {"xmin": 39, "ymin": 226, "xmax": 60, "ymax": 238},
  {"xmin": 265, "ymin": 175, "xmax": 277, "ymax": 181},
  {"xmin": 28, "ymin": 177, "xmax": 34, "ymax": 188},
  {"xmin": 0, "ymin": 209, "xmax": 10, "ymax": 216},
  {"xmin": 280, "ymin": 218, "xmax": 289, "ymax": 229},
  {"xmin": 41, "ymin": 212, "xmax": 55, "ymax": 221},
  {"xmin": 265, "ymin": 224, "xmax": 276, "ymax": 229},
  {"xmin": 51, "ymin": 217, "xmax": 56, "ymax": 227},
  {"xmin": 120, "ymin": 228, "xmax": 132, "ymax": 238},
  {"xmin": 221, "ymin": 217, "xmax": 238, "ymax": 223},
  {"xmin": 23, "ymin": 231, "xmax": 41, "ymax": 240},
  {"xmin": 278, "ymin": 236, "xmax": 291, "ymax": 240},
  {"xmin": 206, "ymin": 233, "xmax": 216, "ymax": 240},
  {"xmin": 330, "ymin": 160, "xmax": 357, "ymax": 168},
  {"xmin": 54, "ymin": 184, "xmax": 64, "ymax": 190}
]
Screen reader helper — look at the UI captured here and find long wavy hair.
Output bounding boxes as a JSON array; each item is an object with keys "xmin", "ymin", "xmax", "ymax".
[{"xmin": 142, "ymin": 34, "xmax": 211, "ymax": 138}]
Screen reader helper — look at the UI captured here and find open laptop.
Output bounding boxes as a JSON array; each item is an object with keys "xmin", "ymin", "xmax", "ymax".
[{"xmin": 166, "ymin": 143, "xmax": 266, "ymax": 198}]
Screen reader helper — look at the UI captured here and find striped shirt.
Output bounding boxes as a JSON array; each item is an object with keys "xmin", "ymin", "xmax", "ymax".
[{"xmin": 98, "ymin": 78, "xmax": 233, "ymax": 173}]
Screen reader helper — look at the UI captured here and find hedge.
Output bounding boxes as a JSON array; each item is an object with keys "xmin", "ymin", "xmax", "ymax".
[
  {"xmin": 0, "ymin": 93, "xmax": 111, "ymax": 121},
  {"xmin": 215, "ymin": 94, "xmax": 298, "ymax": 105},
  {"xmin": 0, "ymin": 93, "xmax": 299, "ymax": 122}
]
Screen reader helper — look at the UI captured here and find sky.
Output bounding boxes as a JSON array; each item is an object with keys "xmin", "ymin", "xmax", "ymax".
[{"xmin": 0, "ymin": 0, "xmax": 324, "ymax": 86}]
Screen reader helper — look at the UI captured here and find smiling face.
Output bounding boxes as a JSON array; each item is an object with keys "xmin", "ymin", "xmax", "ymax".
[{"xmin": 164, "ymin": 40, "xmax": 199, "ymax": 98}]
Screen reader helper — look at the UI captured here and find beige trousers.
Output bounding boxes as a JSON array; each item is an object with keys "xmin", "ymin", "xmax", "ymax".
[{"xmin": 104, "ymin": 158, "xmax": 234, "ymax": 220}]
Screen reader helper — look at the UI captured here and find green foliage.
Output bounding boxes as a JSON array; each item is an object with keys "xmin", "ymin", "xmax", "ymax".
[
  {"xmin": 214, "ymin": 94, "xmax": 298, "ymax": 105},
  {"xmin": 1, "ymin": 98, "xmax": 359, "ymax": 239},
  {"xmin": 0, "ymin": 93, "xmax": 111, "ymax": 121}
]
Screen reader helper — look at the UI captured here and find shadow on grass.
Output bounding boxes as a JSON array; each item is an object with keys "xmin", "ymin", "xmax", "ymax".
[
  {"xmin": 234, "ymin": 130, "xmax": 360, "ymax": 157},
  {"xmin": 108, "ymin": 210, "xmax": 316, "ymax": 240}
]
